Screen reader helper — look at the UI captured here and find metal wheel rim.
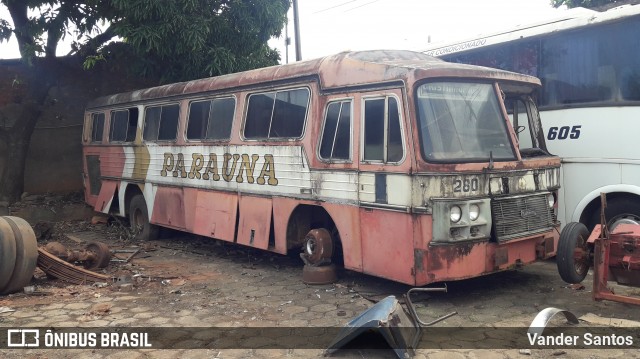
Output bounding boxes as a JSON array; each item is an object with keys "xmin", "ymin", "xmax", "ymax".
[{"xmin": 573, "ymin": 234, "xmax": 590, "ymax": 277}]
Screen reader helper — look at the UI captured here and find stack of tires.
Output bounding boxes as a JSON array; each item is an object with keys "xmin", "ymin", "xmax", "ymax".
[{"xmin": 0, "ymin": 216, "xmax": 38, "ymax": 295}]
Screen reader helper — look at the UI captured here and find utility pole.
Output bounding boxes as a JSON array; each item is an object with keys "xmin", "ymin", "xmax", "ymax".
[{"xmin": 292, "ymin": 0, "xmax": 302, "ymax": 61}]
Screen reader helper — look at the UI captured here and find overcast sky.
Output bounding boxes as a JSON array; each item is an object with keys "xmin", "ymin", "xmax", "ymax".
[
  {"xmin": 270, "ymin": 0, "xmax": 567, "ymax": 63},
  {"xmin": 0, "ymin": 0, "xmax": 567, "ymax": 61}
]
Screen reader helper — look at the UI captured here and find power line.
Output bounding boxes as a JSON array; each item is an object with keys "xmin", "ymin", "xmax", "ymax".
[
  {"xmin": 344, "ymin": 0, "xmax": 381, "ymax": 12},
  {"xmin": 313, "ymin": 0, "xmax": 360, "ymax": 14}
]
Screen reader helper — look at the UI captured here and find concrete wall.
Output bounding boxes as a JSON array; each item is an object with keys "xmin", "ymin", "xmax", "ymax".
[{"xmin": 0, "ymin": 58, "xmax": 155, "ymax": 195}]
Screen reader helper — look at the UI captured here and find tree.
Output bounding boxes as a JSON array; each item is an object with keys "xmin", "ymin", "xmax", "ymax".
[
  {"xmin": 0, "ymin": 0, "xmax": 289, "ymax": 204},
  {"xmin": 551, "ymin": 0, "xmax": 638, "ymax": 9}
]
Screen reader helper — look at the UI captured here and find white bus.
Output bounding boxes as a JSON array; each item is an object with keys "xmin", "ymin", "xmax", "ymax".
[{"xmin": 425, "ymin": 4, "xmax": 640, "ymax": 231}]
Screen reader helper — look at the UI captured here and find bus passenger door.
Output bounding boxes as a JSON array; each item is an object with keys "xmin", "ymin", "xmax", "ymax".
[{"xmin": 358, "ymin": 92, "xmax": 415, "ymax": 284}]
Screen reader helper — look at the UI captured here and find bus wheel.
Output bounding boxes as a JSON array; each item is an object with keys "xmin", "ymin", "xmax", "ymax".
[
  {"xmin": 589, "ymin": 198, "xmax": 640, "ymax": 232},
  {"xmin": 129, "ymin": 195, "xmax": 159, "ymax": 241},
  {"xmin": 556, "ymin": 222, "xmax": 591, "ymax": 284},
  {"xmin": 302, "ymin": 228, "xmax": 333, "ymax": 265}
]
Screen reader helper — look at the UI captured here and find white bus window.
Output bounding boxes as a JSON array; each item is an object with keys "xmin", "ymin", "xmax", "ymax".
[
  {"xmin": 91, "ymin": 113, "xmax": 105, "ymax": 143},
  {"xmin": 245, "ymin": 88, "xmax": 309, "ymax": 139},
  {"xmin": 109, "ymin": 108, "xmax": 138, "ymax": 143},
  {"xmin": 363, "ymin": 96, "xmax": 404, "ymax": 163},
  {"xmin": 144, "ymin": 104, "xmax": 179, "ymax": 141},
  {"xmin": 319, "ymin": 100, "xmax": 351, "ymax": 161},
  {"xmin": 187, "ymin": 97, "xmax": 235, "ymax": 141}
]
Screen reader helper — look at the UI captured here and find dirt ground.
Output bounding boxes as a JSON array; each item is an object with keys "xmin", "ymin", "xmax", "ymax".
[{"xmin": 1, "ymin": 194, "xmax": 640, "ymax": 358}]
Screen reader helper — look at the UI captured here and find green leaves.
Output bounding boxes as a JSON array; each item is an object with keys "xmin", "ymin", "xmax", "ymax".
[
  {"xmin": 551, "ymin": 0, "xmax": 622, "ymax": 9},
  {"xmin": 1, "ymin": 0, "xmax": 289, "ymax": 81},
  {"xmin": 107, "ymin": 0, "xmax": 289, "ymax": 82}
]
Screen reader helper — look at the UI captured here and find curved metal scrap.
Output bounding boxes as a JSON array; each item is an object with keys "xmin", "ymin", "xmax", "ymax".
[
  {"xmin": 528, "ymin": 307, "xmax": 580, "ymax": 336},
  {"xmin": 37, "ymin": 248, "xmax": 111, "ymax": 285}
]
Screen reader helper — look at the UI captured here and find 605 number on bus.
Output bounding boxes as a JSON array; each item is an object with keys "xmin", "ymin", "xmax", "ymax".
[{"xmin": 547, "ymin": 125, "xmax": 581, "ymax": 140}]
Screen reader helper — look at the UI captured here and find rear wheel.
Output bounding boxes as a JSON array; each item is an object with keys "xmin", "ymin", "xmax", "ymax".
[
  {"xmin": 589, "ymin": 198, "xmax": 640, "ymax": 232},
  {"xmin": 557, "ymin": 222, "xmax": 591, "ymax": 284},
  {"xmin": 129, "ymin": 195, "xmax": 159, "ymax": 241}
]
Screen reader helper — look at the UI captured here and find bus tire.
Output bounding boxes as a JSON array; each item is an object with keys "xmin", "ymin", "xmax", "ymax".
[
  {"xmin": 556, "ymin": 222, "xmax": 591, "ymax": 284},
  {"xmin": 0, "ymin": 216, "xmax": 38, "ymax": 295},
  {"xmin": 589, "ymin": 197, "xmax": 640, "ymax": 232},
  {"xmin": 303, "ymin": 228, "xmax": 333, "ymax": 265},
  {"xmin": 0, "ymin": 218, "xmax": 17, "ymax": 292},
  {"xmin": 129, "ymin": 195, "xmax": 159, "ymax": 241}
]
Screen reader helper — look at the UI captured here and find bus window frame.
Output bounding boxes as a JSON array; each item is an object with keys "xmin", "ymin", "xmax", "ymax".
[
  {"xmin": 241, "ymin": 86, "xmax": 311, "ymax": 142},
  {"xmin": 360, "ymin": 92, "xmax": 406, "ymax": 165},
  {"xmin": 108, "ymin": 107, "xmax": 139, "ymax": 144},
  {"xmin": 184, "ymin": 95, "xmax": 237, "ymax": 143},
  {"xmin": 142, "ymin": 102, "xmax": 181, "ymax": 143},
  {"xmin": 317, "ymin": 97, "xmax": 354, "ymax": 163},
  {"xmin": 89, "ymin": 112, "xmax": 105, "ymax": 144}
]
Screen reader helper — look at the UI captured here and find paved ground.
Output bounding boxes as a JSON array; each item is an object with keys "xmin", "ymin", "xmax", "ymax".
[{"xmin": 1, "ymin": 219, "xmax": 640, "ymax": 359}]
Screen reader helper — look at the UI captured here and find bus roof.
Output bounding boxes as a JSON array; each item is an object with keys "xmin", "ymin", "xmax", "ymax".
[
  {"xmin": 424, "ymin": 4, "xmax": 640, "ymax": 57},
  {"xmin": 87, "ymin": 50, "xmax": 540, "ymax": 109}
]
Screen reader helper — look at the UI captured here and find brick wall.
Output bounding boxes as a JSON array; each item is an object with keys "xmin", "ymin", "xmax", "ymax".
[{"xmin": 0, "ymin": 58, "xmax": 156, "ymax": 195}]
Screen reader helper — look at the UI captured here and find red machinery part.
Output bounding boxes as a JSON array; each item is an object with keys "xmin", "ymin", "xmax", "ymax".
[{"xmin": 590, "ymin": 223, "xmax": 640, "ymax": 305}]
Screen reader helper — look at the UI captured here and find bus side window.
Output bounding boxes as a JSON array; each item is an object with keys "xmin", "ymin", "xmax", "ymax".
[
  {"xmin": 91, "ymin": 113, "xmax": 105, "ymax": 143},
  {"xmin": 187, "ymin": 97, "xmax": 235, "ymax": 141},
  {"xmin": 109, "ymin": 108, "xmax": 138, "ymax": 143},
  {"xmin": 143, "ymin": 104, "xmax": 180, "ymax": 141},
  {"xmin": 245, "ymin": 88, "xmax": 309, "ymax": 140},
  {"xmin": 319, "ymin": 100, "xmax": 352, "ymax": 161},
  {"xmin": 363, "ymin": 96, "xmax": 404, "ymax": 163}
]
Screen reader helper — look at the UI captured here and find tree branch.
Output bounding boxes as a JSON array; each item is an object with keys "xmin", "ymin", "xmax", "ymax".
[
  {"xmin": 5, "ymin": 1, "xmax": 35, "ymax": 59},
  {"xmin": 70, "ymin": 25, "xmax": 116, "ymax": 58}
]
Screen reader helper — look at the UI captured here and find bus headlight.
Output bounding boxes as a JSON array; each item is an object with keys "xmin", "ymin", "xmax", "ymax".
[
  {"xmin": 469, "ymin": 203, "xmax": 480, "ymax": 221},
  {"xmin": 547, "ymin": 193, "xmax": 555, "ymax": 208},
  {"xmin": 450, "ymin": 205, "xmax": 462, "ymax": 223}
]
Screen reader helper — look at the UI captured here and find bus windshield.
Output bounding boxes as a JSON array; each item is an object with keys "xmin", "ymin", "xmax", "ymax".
[{"xmin": 416, "ymin": 82, "xmax": 515, "ymax": 162}]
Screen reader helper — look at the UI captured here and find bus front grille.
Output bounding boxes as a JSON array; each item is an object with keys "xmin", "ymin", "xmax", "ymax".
[{"xmin": 491, "ymin": 194, "xmax": 554, "ymax": 242}]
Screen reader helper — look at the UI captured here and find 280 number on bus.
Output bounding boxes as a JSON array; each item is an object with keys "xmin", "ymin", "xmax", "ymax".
[
  {"xmin": 453, "ymin": 178, "xmax": 479, "ymax": 193},
  {"xmin": 547, "ymin": 125, "xmax": 581, "ymax": 140}
]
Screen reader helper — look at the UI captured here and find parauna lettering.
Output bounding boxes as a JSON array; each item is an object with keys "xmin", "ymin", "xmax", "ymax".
[{"xmin": 160, "ymin": 152, "xmax": 278, "ymax": 185}]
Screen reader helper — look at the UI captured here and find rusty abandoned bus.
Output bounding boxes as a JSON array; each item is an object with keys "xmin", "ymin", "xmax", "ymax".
[{"xmin": 82, "ymin": 50, "xmax": 560, "ymax": 285}]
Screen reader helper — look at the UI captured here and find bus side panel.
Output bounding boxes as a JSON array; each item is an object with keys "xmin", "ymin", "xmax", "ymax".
[
  {"xmin": 151, "ymin": 187, "xmax": 186, "ymax": 230},
  {"xmin": 94, "ymin": 180, "xmax": 118, "ymax": 213},
  {"xmin": 237, "ymin": 195, "xmax": 272, "ymax": 250},
  {"xmin": 322, "ymin": 202, "xmax": 362, "ymax": 272},
  {"xmin": 183, "ymin": 187, "xmax": 198, "ymax": 232},
  {"xmin": 361, "ymin": 209, "xmax": 414, "ymax": 284},
  {"xmin": 412, "ymin": 214, "xmax": 433, "ymax": 285},
  {"xmin": 191, "ymin": 190, "xmax": 238, "ymax": 243},
  {"xmin": 272, "ymin": 198, "xmax": 299, "ymax": 255}
]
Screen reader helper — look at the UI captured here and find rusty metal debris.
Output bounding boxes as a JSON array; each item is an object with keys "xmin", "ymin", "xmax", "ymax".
[
  {"xmin": 528, "ymin": 307, "xmax": 579, "ymax": 336},
  {"xmin": 302, "ymin": 263, "xmax": 337, "ymax": 285},
  {"xmin": 301, "ymin": 228, "xmax": 338, "ymax": 285},
  {"xmin": 36, "ymin": 248, "xmax": 110, "ymax": 285},
  {"xmin": 326, "ymin": 287, "xmax": 456, "ymax": 359},
  {"xmin": 111, "ymin": 248, "xmax": 141, "ymax": 263},
  {"xmin": 43, "ymin": 241, "xmax": 112, "ymax": 270}
]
